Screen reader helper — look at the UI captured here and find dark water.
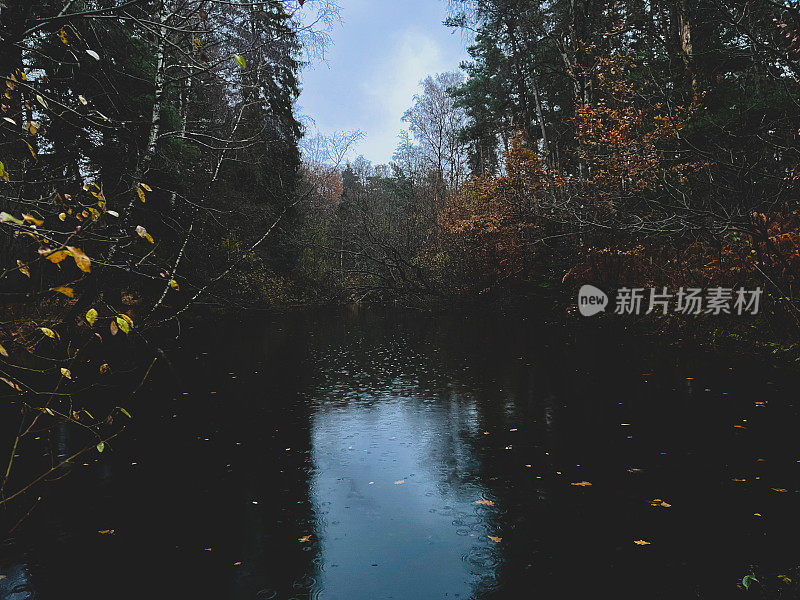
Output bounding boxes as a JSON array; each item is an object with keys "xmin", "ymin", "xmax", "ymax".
[{"xmin": 2, "ymin": 306, "xmax": 800, "ymax": 599}]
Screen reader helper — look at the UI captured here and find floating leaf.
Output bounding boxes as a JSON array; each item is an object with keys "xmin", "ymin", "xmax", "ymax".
[
  {"xmin": 169, "ymin": 279, "xmax": 179, "ymax": 290},
  {"xmin": 119, "ymin": 407, "xmax": 132, "ymax": 419},
  {"xmin": 137, "ymin": 187, "xmax": 146, "ymax": 203},
  {"xmin": 86, "ymin": 49, "xmax": 101, "ymax": 60},
  {"xmin": 106, "ymin": 210, "xmax": 119, "ymax": 218},
  {"xmin": 394, "ymin": 480, "xmax": 405, "ymax": 485},
  {"xmin": 109, "ymin": 320, "xmax": 119, "ymax": 336},
  {"xmin": 233, "ymin": 54, "xmax": 247, "ymax": 69},
  {"xmin": 0, "ymin": 343, "xmax": 8, "ymax": 358},
  {"xmin": 488, "ymin": 536, "xmax": 502, "ymax": 543},
  {"xmin": 135, "ymin": 225, "xmax": 154, "ymax": 244},
  {"xmin": 44, "ymin": 249, "xmax": 70, "ymax": 264},
  {"xmin": 0, "ymin": 377, "xmax": 21, "ymax": 391},
  {"xmin": 36, "ymin": 94, "xmax": 48, "ymax": 108},
  {"xmin": 66, "ymin": 246, "xmax": 91, "ymax": 272},
  {"xmin": 139, "ymin": 183, "xmax": 152, "ymax": 192},
  {"xmin": 22, "ymin": 213, "xmax": 43, "ymax": 226},
  {"xmin": 59, "ymin": 212, "xmax": 67, "ymax": 221},
  {"xmin": 3, "ymin": 116, "xmax": 17, "ymax": 126},
  {"xmin": 99, "ymin": 363, "xmax": 110, "ymax": 374},
  {"xmin": 17, "ymin": 260, "xmax": 30, "ymax": 277},
  {"xmin": 27, "ymin": 120, "xmax": 39, "ymax": 135},
  {"xmin": 60, "ymin": 367, "xmax": 71, "ymax": 379},
  {"xmin": 97, "ymin": 529, "xmax": 115, "ymax": 535},
  {"xmin": 571, "ymin": 481, "xmax": 592, "ymax": 487},
  {"xmin": 78, "ymin": 95, "xmax": 88, "ymax": 105},
  {"xmin": 40, "ymin": 327, "xmax": 58, "ymax": 340},
  {"xmin": 96, "ymin": 441, "xmax": 105, "ymax": 453},
  {"xmin": 86, "ymin": 308, "xmax": 98, "ymax": 326},
  {"xmin": 633, "ymin": 540, "xmax": 651, "ymax": 546},
  {"xmin": 50, "ymin": 286, "xmax": 74, "ymax": 298},
  {"xmin": 0, "ymin": 212, "xmax": 23, "ymax": 225},
  {"xmin": 298, "ymin": 535, "xmax": 311, "ymax": 543},
  {"xmin": 742, "ymin": 575, "xmax": 758, "ymax": 590},
  {"xmin": 115, "ymin": 316, "xmax": 130, "ymax": 334},
  {"xmin": 475, "ymin": 499, "xmax": 495, "ymax": 506}
]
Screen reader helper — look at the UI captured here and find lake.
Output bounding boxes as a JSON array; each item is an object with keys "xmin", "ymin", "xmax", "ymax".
[{"xmin": 1, "ymin": 306, "xmax": 799, "ymax": 599}]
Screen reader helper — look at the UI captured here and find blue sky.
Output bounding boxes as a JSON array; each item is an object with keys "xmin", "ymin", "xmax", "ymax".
[{"xmin": 298, "ymin": 0, "xmax": 470, "ymax": 164}]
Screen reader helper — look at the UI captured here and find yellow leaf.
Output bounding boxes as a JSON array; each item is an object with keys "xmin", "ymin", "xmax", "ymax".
[
  {"xmin": 488, "ymin": 536, "xmax": 502, "ymax": 543},
  {"xmin": 115, "ymin": 316, "xmax": 130, "ymax": 334},
  {"xmin": 40, "ymin": 327, "xmax": 59, "ymax": 340},
  {"xmin": 634, "ymin": 540, "xmax": 651, "ymax": 545},
  {"xmin": 66, "ymin": 246, "xmax": 91, "ymax": 272},
  {"xmin": 50, "ymin": 286, "xmax": 74, "ymax": 298},
  {"xmin": 0, "ymin": 377, "xmax": 21, "ymax": 391},
  {"xmin": 136, "ymin": 225, "xmax": 154, "ymax": 244},
  {"xmin": 78, "ymin": 95, "xmax": 88, "ymax": 105},
  {"xmin": 17, "ymin": 260, "xmax": 30, "ymax": 277},
  {"xmin": 475, "ymin": 499, "xmax": 495, "ymax": 506},
  {"xmin": 119, "ymin": 313, "xmax": 134, "ymax": 326},
  {"xmin": 0, "ymin": 343, "xmax": 8, "ymax": 358},
  {"xmin": 137, "ymin": 187, "xmax": 146, "ymax": 203},
  {"xmin": 44, "ymin": 249, "xmax": 69, "ymax": 264},
  {"xmin": 60, "ymin": 367, "xmax": 71, "ymax": 379},
  {"xmin": 298, "ymin": 535, "xmax": 312, "ymax": 543},
  {"xmin": 169, "ymin": 279, "xmax": 180, "ymax": 290},
  {"xmin": 59, "ymin": 212, "xmax": 67, "ymax": 221},
  {"xmin": 86, "ymin": 308, "xmax": 98, "ymax": 326},
  {"xmin": 27, "ymin": 121, "xmax": 39, "ymax": 135},
  {"xmin": 22, "ymin": 213, "xmax": 43, "ymax": 226},
  {"xmin": 99, "ymin": 363, "xmax": 110, "ymax": 374},
  {"xmin": 571, "ymin": 481, "xmax": 593, "ymax": 487}
]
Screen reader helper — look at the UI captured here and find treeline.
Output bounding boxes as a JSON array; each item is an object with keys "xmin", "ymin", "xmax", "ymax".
[
  {"xmin": 298, "ymin": 0, "xmax": 800, "ymax": 322},
  {"xmin": 0, "ymin": 0, "xmax": 328, "ymax": 519}
]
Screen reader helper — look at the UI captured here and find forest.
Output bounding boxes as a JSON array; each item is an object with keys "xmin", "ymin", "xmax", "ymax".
[{"xmin": 2, "ymin": 1, "xmax": 800, "ymax": 598}]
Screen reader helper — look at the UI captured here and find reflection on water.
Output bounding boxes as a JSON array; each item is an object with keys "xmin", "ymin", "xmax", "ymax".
[
  {"xmin": 1, "ymin": 306, "xmax": 800, "ymax": 600},
  {"xmin": 311, "ymin": 393, "xmax": 495, "ymax": 599}
]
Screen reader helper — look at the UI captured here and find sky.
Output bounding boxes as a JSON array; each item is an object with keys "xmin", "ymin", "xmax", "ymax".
[{"xmin": 298, "ymin": 0, "xmax": 470, "ymax": 165}]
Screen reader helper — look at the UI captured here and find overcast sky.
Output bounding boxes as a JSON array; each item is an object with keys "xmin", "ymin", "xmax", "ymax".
[{"xmin": 298, "ymin": 0, "xmax": 470, "ymax": 165}]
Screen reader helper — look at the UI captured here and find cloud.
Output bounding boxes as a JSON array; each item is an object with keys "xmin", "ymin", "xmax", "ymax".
[{"xmin": 359, "ymin": 29, "xmax": 448, "ymax": 163}]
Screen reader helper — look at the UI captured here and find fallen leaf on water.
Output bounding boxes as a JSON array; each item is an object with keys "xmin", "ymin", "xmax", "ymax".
[
  {"xmin": 394, "ymin": 480, "xmax": 405, "ymax": 485},
  {"xmin": 571, "ymin": 481, "xmax": 592, "ymax": 487},
  {"xmin": 524, "ymin": 464, "xmax": 532, "ymax": 468},
  {"xmin": 650, "ymin": 500, "xmax": 671, "ymax": 508},
  {"xmin": 298, "ymin": 535, "xmax": 311, "ymax": 543},
  {"xmin": 204, "ymin": 548, "xmax": 213, "ymax": 551},
  {"xmin": 475, "ymin": 499, "xmax": 494, "ymax": 506},
  {"xmin": 509, "ymin": 428, "xmax": 518, "ymax": 432},
  {"xmin": 488, "ymin": 536, "xmax": 502, "ymax": 543},
  {"xmin": 483, "ymin": 431, "xmax": 490, "ymax": 435},
  {"xmin": 627, "ymin": 468, "xmax": 644, "ymax": 473},
  {"xmin": 634, "ymin": 540, "xmax": 651, "ymax": 545},
  {"xmin": 731, "ymin": 478, "xmax": 747, "ymax": 482},
  {"xmin": 772, "ymin": 488, "xmax": 788, "ymax": 493},
  {"xmin": 97, "ymin": 529, "xmax": 115, "ymax": 535},
  {"xmin": 233, "ymin": 562, "xmax": 242, "ymax": 566},
  {"xmin": 754, "ymin": 513, "xmax": 762, "ymax": 517}
]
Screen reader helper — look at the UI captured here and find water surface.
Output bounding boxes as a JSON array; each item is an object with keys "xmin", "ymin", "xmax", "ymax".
[{"xmin": 1, "ymin": 307, "xmax": 799, "ymax": 599}]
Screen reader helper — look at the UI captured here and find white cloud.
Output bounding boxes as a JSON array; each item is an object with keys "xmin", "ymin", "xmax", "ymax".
[{"xmin": 359, "ymin": 29, "xmax": 449, "ymax": 164}]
